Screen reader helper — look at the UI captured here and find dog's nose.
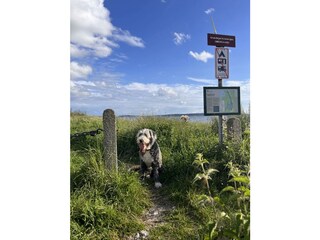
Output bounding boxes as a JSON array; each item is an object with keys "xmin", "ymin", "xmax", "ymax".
[{"xmin": 139, "ymin": 139, "xmax": 143, "ymax": 143}]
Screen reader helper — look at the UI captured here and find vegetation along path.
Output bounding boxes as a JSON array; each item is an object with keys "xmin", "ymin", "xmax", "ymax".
[{"xmin": 71, "ymin": 113, "xmax": 251, "ymax": 239}]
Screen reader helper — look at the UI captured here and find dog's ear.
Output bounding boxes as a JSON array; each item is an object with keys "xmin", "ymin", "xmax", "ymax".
[
  {"xmin": 136, "ymin": 130, "xmax": 141, "ymax": 139},
  {"xmin": 149, "ymin": 129, "xmax": 157, "ymax": 146}
]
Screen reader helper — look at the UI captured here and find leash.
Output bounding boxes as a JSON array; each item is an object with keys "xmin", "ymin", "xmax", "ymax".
[{"xmin": 70, "ymin": 128, "xmax": 104, "ymax": 138}]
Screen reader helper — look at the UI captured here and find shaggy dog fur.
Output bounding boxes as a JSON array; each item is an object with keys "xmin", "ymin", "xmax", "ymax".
[
  {"xmin": 136, "ymin": 128, "xmax": 163, "ymax": 188},
  {"xmin": 180, "ymin": 115, "xmax": 190, "ymax": 122}
]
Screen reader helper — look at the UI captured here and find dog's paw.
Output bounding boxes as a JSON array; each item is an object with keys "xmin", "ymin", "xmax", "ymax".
[{"xmin": 155, "ymin": 182, "xmax": 162, "ymax": 188}]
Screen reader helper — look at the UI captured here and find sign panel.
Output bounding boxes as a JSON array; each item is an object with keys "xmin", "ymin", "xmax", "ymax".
[
  {"xmin": 203, "ymin": 87, "xmax": 241, "ymax": 115},
  {"xmin": 207, "ymin": 33, "xmax": 236, "ymax": 47},
  {"xmin": 215, "ymin": 47, "xmax": 229, "ymax": 79}
]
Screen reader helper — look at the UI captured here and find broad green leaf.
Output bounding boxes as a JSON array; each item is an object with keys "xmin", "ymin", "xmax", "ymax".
[
  {"xmin": 244, "ymin": 189, "xmax": 250, "ymax": 197},
  {"xmin": 229, "ymin": 176, "xmax": 250, "ymax": 184},
  {"xmin": 220, "ymin": 211, "xmax": 230, "ymax": 219},
  {"xmin": 193, "ymin": 173, "xmax": 205, "ymax": 183},
  {"xmin": 196, "ymin": 158, "xmax": 209, "ymax": 165},
  {"xmin": 193, "ymin": 153, "xmax": 209, "ymax": 166},
  {"xmin": 213, "ymin": 196, "xmax": 221, "ymax": 203},
  {"xmin": 220, "ymin": 186, "xmax": 235, "ymax": 193},
  {"xmin": 238, "ymin": 186, "xmax": 248, "ymax": 192},
  {"xmin": 206, "ymin": 168, "xmax": 219, "ymax": 176},
  {"xmin": 196, "ymin": 194, "xmax": 214, "ymax": 205}
]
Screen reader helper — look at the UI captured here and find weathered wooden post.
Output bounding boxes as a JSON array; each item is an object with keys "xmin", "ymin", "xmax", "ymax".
[
  {"xmin": 103, "ymin": 109, "xmax": 118, "ymax": 172},
  {"xmin": 226, "ymin": 117, "xmax": 242, "ymax": 142}
]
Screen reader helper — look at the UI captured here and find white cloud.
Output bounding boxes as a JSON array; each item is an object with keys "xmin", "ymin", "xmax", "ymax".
[
  {"xmin": 71, "ymin": 81, "xmax": 204, "ymax": 115},
  {"xmin": 98, "ymin": 72, "xmax": 125, "ymax": 83},
  {"xmin": 187, "ymin": 77, "xmax": 213, "ymax": 84},
  {"xmin": 70, "ymin": 44, "xmax": 89, "ymax": 58},
  {"xmin": 189, "ymin": 51, "xmax": 214, "ymax": 63},
  {"xmin": 75, "ymin": 81, "xmax": 96, "ymax": 86},
  {"xmin": 71, "ymin": 79, "xmax": 250, "ymax": 115},
  {"xmin": 205, "ymin": 8, "xmax": 215, "ymax": 15},
  {"xmin": 70, "ymin": 61, "xmax": 92, "ymax": 80},
  {"xmin": 173, "ymin": 32, "xmax": 191, "ymax": 45},
  {"xmin": 113, "ymin": 28, "xmax": 145, "ymax": 48},
  {"xmin": 110, "ymin": 53, "xmax": 128, "ymax": 63},
  {"xmin": 70, "ymin": 0, "xmax": 145, "ymax": 59},
  {"xmin": 70, "ymin": 0, "xmax": 115, "ymax": 58},
  {"xmin": 157, "ymin": 87, "xmax": 178, "ymax": 97}
]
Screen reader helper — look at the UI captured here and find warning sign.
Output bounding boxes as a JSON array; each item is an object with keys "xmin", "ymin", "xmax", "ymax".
[{"xmin": 215, "ymin": 47, "xmax": 229, "ymax": 79}]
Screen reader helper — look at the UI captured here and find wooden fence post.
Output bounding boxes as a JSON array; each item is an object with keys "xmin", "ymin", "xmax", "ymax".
[
  {"xmin": 103, "ymin": 109, "xmax": 118, "ymax": 172},
  {"xmin": 226, "ymin": 117, "xmax": 242, "ymax": 142}
]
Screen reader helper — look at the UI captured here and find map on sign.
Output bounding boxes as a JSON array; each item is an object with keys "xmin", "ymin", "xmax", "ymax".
[{"xmin": 203, "ymin": 87, "xmax": 241, "ymax": 115}]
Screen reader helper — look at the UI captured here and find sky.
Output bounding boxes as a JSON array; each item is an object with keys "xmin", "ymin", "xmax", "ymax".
[{"xmin": 70, "ymin": 0, "xmax": 250, "ymax": 116}]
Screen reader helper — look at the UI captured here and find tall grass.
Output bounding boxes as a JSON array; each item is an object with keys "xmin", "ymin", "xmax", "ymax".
[
  {"xmin": 70, "ymin": 113, "xmax": 250, "ymax": 239},
  {"xmin": 71, "ymin": 152, "xmax": 151, "ymax": 239}
]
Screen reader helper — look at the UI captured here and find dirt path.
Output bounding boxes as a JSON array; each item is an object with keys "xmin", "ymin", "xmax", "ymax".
[
  {"xmin": 143, "ymin": 186, "xmax": 175, "ymax": 228},
  {"xmin": 127, "ymin": 185, "xmax": 176, "ymax": 240}
]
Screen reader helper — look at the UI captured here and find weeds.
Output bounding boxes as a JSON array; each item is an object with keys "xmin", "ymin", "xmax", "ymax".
[
  {"xmin": 192, "ymin": 154, "xmax": 250, "ymax": 240},
  {"xmin": 70, "ymin": 113, "xmax": 250, "ymax": 239}
]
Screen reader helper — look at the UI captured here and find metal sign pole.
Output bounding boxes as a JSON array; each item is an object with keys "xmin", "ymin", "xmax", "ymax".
[
  {"xmin": 218, "ymin": 78, "xmax": 223, "ymax": 144},
  {"xmin": 207, "ymin": 30, "xmax": 236, "ymax": 145}
]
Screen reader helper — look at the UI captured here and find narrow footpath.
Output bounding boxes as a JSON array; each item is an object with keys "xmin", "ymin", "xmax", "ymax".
[{"xmin": 126, "ymin": 185, "xmax": 176, "ymax": 240}]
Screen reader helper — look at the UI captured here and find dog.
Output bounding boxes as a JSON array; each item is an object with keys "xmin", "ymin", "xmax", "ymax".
[
  {"xmin": 180, "ymin": 115, "xmax": 190, "ymax": 122},
  {"xmin": 136, "ymin": 128, "xmax": 163, "ymax": 188}
]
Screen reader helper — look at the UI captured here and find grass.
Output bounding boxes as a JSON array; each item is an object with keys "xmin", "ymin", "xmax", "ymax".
[
  {"xmin": 148, "ymin": 208, "xmax": 199, "ymax": 240},
  {"xmin": 70, "ymin": 113, "xmax": 250, "ymax": 239},
  {"xmin": 70, "ymin": 148, "xmax": 151, "ymax": 239}
]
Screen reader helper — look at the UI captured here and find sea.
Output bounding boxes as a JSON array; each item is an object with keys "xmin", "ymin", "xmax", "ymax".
[{"xmin": 117, "ymin": 113, "xmax": 216, "ymax": 123}]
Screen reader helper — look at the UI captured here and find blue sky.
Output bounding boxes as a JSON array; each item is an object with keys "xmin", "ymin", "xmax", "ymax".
[{"xmin": 71, "ymin": 0, "xmax": 250, "ymax": 116}]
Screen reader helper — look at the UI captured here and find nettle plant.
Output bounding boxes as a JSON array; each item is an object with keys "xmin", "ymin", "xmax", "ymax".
[
  {"xmin": 193, "ymin": 153, "xmax": 219, "ymax": 203},
  {"xmin": 193, "ymin": 153, "xmax": 250, "ymax": 240}
]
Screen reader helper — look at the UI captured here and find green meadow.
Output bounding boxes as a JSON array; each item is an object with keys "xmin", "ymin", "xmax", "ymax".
[{"xmin": 70, "ymin": 112, "xmax": 250, "ymax": 240}]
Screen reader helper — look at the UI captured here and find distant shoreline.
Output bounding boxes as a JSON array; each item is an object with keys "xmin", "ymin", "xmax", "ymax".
[
  {"xmin": 118, "ymin": 113, "xmax": 205, "ymax": 118},
  {"xmin": 117, "ymin": 113, "xmax": 214, "ymax": 123}
]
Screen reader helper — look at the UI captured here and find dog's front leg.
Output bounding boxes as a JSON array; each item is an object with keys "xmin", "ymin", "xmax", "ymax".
[
  {"xmin": 140, "ymin": 160, "xmax": 148, "ymax": 180},
  {"xmin": 151, "ymin": 162, "xmax": 162, "ymax": 188}
]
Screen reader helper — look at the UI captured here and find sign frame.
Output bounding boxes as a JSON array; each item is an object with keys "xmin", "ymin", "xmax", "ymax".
[
  {"xmin": 203, "ymin": 86, "xmax": 241, "ymax": 116},
  {"xmin": 207, "ymin": 33, "xmax": 236, "ymax": 47}
]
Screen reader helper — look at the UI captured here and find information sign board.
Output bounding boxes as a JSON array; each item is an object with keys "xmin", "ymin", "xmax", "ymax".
[{"xmin": 203, "ymin": 87, "xmax": 241, "ymax": 115}]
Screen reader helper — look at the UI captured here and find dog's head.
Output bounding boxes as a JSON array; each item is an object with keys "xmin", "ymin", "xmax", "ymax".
[{"xmin": 136, "ymin": 128, "xmax": 157, "ymax": 154}]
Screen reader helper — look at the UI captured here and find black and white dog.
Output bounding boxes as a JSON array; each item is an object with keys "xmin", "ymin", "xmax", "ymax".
[{"xmin": 136, "ymin": 128, "xmax": 163, "ymax": 188}]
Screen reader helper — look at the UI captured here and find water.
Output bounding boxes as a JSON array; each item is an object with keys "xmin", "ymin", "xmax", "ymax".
[{"xmin": 118, "ymin": 113, "xmax": 216, "ymax": 123}]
